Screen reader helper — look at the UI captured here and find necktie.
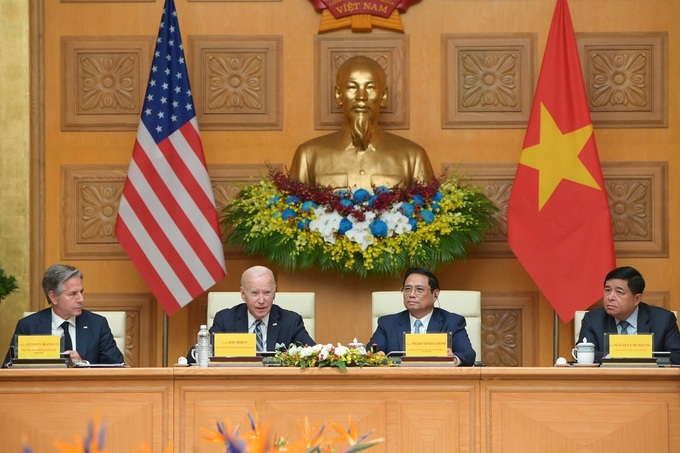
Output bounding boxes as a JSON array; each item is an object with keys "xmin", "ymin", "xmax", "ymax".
[
  {"xmin": 61, "ymin": 321, "xmax": 73, "ymax": 351},
  {"xmin": 414, "ymin": 319, "xmax": 423, "ymax": 334},
  {"xmin": 254, "ymin": 320, "xmax": 264, "ymax": 352},
  {"xmin": 619, "ymin": 320, "xmax": 630, "ymax": 335}
]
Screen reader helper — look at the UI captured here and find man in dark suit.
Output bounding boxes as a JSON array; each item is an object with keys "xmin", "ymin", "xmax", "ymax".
[
  {"xmin": 3, "ymin": 264, "xmax": 124, "ymax": 367},
  {"xmin": 577, "ymin": 266, "xmax": 680, "ymax": 364},
  {"xmin": 368, "ymin": 268, "xmax": 476, "ymax": 366},
  {"xmin": 187, "ymin": 266, "xmax": 315, "ymax": 363}
]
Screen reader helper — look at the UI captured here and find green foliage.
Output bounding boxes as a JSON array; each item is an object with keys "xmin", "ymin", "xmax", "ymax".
[{"xmin": 0, "ymin": 268, "xmax": 18, "ymax": 303}]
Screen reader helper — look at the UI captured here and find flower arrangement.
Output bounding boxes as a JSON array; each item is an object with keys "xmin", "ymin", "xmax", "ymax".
[
  {"xmin": 273, "ymin": 342, "xmax": 394, "ymax": 371},
  {"xmin": 23, "ymin": 414, "xmax": 382, "ymax": 453},
  {"xmin": 222, "ymin": 169, "xmax": 497, "ymax": 277},
  {"xmin": 201, "ymin": 413, "xmax": 383, "ymax": 453}
]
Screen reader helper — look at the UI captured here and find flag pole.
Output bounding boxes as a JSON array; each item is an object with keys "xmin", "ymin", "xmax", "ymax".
[
  {"xmin": 553, "ymin": 312, "xmax": 559, "ymax": 364},
  {"xmin": 163, "ymin": 312, "xmax": 169, "ymax": 367}
]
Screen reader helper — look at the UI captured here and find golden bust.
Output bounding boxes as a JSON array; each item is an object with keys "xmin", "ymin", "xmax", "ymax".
[{"xmin": 289, "ymin": 56, "xmax": 435, "ymax": 190}]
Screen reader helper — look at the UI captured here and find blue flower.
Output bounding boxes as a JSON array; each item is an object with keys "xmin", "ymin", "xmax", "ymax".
[
  {"xmin": 281, "ymin": 209, "xmax": 297, "ymax": 220},
  {"xmin": 412, "ymin": 194, "xmax": 425, "ymax": 207},
  {"xmin": 433, "ymin": 190, "xmax": 443, "ymax": 202},
  {"xmin": 338, "ymin": 218, "xmax": 353, "ymax": 235},
  {"xmin": 339, "ymin": 199, "xmax": 354, "ymax": 209},
  {"xmin": 353, "ymin": 189, "xmax": 371, "ymax": 203},
  {"xmin": 399, "ymin": 203, "xmax": 415, "ymax": 217},
  {"xmin": 375, "ymin": 186, "xmax": 390, "ymax": 195},
  {"xmin": 369, "ymin": 219, "xmax": 389, "ymax": 238},
  {"xmin": 268, "ymin": 195, "xmax": 280, "ymax": 206},
  {"xmin": 419, "ymin": 209, "xmax": 435, "ymax": 224},
  {"xmin": 297, "ymin": 219, "xmax": 310, "ymax": 230},
  {"xmin": 367, "ymin": 195, "xmax": 378, "ymax": 207},
  {"xmin": 431, "ymin": 202, "xmax": 441, "ymax": 212},
  {"xmin": 408, "ymin": 218, "xmax": 418, "ymax": 232},
  {"xmin": 301, "ymin": 200, "xmax": 317, "ymax": 212},
  {"xmin": 285, "ymin": 195, "xmax": 300, "ymax": 204}
]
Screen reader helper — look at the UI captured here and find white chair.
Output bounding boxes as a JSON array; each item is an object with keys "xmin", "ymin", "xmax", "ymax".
[
  {"xmin": 23, "ymin": 310, "xmax": 126, "ymax": 359},
  {"xmin": 206, "ymin": 292, "xmax": 315, "ymax": 339},
  {"xmin": 371, "ymin": 290, "xmax": 482, "ymax": 359}
]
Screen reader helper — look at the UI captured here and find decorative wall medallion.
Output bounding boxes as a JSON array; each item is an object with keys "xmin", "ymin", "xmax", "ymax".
[
  {"xmin": 442, "ymin": 34, "xmax": 537, "ymax": 129},
  {"xmin": 577, "ymin": 32, "xmax": 668, "ymax": 128},
  {"xmin": 188, "ymin": 36, "xmax": 282, "ymax": 130},
  {"xmin": 61, "ymin": 36, "xmax": 155, "ymax": 131}
]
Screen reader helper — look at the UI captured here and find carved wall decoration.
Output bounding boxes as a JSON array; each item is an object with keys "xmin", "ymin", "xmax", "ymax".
[
  {"xmin": 61, "ymin": 36, "xmax": 156, "ymax": 131},
  {"xmin": 448, "ymin": 161, "xmax": 668, "ymax": 258},
  {"xmin": 84, "ymin": 293, "xmax": 157, "ymax": 367},
  {"xmin": 188, "ymin": 36, "xmax": 283, "ymax": 130},
  {"xmin": 61, "ymin": 163, "xmax": 278, "ymax": 260},
  {"xmin": 480, "ymin": 292, "xmax": 539, "ymax": 367},
  {"xmin": 441, "ymin": 33, "xmax": 537, "ymax": 129},
  {"xmin": 577, "ymin": 32, "xmax": 668, "ymax": 128},
  {"xmin": 314, "ymin": 35, "xmax": 409, "ymax": 130}
]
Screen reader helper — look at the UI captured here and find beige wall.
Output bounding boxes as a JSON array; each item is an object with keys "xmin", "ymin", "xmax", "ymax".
[
  {"xmin": 0, "ymin": 1, "xmax": 30, "ymax": 354},
  {"xmin": 1, "ymin": 0, "xmax": 678, "ymax": 366}
]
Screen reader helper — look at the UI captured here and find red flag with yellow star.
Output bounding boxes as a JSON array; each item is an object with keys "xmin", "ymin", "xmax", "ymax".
[{"xmin": 507, "ymin": 0, "xmax": 615, "ymax": 323}]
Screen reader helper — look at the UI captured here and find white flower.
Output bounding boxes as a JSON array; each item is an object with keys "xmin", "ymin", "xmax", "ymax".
[
  {"xmin": 334, "ymin": 344, "xmax": 349, "ymax": 356},
  {"xmin": 287, "ymin": 345, "xmax": 300, "ymax": 355},
  {"xmin": 344, "ymin": 212, "xmax": 376, "ymax": 250},
  {"xmin": 379, "ymin": 211, "xmax": 412, "ymax": 236},
  {"xmin": 309, "ymin": 208, "xmax": 344, "ymax": 244},
  {"xmin": 299, "ymin": 346, "xmax": 315, "ymax": 357}
]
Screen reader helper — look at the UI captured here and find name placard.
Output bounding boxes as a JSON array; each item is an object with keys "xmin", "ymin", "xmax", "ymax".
[
  {"xmin": 213, "ymin": 333, "xmax": 257, "ymax": 357},
  {"xmin": 404, "ymin": 333, "xmax": 448, "ymax": 357},
  {"xmin": 17, "ymin": 335, "xmax": 62, "ymax": 359},
  {"xmin": 608, "ymin": 334, "xmax": 653, "ymax": 358}
]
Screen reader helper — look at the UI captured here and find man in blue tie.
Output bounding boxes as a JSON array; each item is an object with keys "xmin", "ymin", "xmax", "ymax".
[
  {"xmin": 368, "ymin": 268, "xmax": 476, "ymax": 366},
  {"xmin": 3, "ymin": 264, "xmax": 124, "ymax": 368},
  {"xmin": 577, "ymin": 266, "xmax": 680, "ymax": 364},
  {"xmin": 186, "ymin": 266, "xmax": 315, "ymax": 363}
]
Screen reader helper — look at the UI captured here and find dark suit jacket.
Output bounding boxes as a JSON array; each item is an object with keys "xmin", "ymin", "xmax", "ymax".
[
  {"xmin": 368, "ymin": 308, "xmax": 476, "ymax": 366},
  {"xmin": 187, "ymin": 303, "xmax": 316, "ymax": 363},
  {"xmin": 3, "ymin": 308, "xmax": 124, "ymax": 367},
  {"xmin": 577, "ymin": 302, "xmax": 680, "ymax": 365}
]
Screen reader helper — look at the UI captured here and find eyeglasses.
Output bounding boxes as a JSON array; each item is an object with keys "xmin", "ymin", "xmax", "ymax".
[{"xmin": 401, "ymin": 286, "xmax": 430, "ymax": 295}]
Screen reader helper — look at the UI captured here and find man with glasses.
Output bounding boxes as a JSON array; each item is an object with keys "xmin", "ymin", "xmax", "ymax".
[
  {"xmin": 368, "ymin": 268, "xmax": 476, "ymax": 366},
  {"xmin": 3, "ymin": 264, "xmax": 124, "ymax": 367}
]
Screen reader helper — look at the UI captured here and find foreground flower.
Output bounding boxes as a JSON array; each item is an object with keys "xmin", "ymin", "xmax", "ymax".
[
  {"xmin": 223, "ymin": 169, "xmax": 497, "ymax": 277},
  {"xmin": 275, "ymin": 342, "xmax": 394, "ymax": 371}
]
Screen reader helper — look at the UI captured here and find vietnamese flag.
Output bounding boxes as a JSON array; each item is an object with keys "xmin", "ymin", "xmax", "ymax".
[{"xmin": 507, "ymin": 0, "xmax": 615, "ymax": 323}]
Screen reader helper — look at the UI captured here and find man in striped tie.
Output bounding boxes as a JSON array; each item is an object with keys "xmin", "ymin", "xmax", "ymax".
[{"xmin": 186, "ymin": 266, "xmax": 315, "ymax": 363}]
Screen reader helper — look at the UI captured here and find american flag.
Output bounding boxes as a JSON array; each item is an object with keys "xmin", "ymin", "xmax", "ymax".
[{"xmin": 115, "ymin": 0, "xmax": 226, "ymax": 315}]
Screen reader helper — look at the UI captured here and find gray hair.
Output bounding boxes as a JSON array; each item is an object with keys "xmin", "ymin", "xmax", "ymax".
[
  {"xmin": 241, "ymin": 265, "xmax": 276, "ymax": 288},
  {"xmin": 42, "ymin": 264, "xmax": 83, "ymax": 304}
]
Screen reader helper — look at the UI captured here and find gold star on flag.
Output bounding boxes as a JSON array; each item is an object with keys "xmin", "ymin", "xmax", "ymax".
[{"xmin": 519, "ymin": 103, "xmax": 600, "ymax": 209}]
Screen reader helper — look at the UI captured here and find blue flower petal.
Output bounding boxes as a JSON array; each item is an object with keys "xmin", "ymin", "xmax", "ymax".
[
  {"xmin": 419, "ymin": 209, "xmax": 435, "ymax": 224},
  {"xmin": 281, "ymin": 209, "xmax": 297, "ymax": 220},
  {"xmin": 408, "ymin": 218, "xmax": 418, "ymax": 232},
  {"xmin": 367, "ymin": 195, "xmax": 378, "ymax": 207},
  {"xmin": 433, "ymin": 190, "xmax": 444, "ymax": 202},
  {"xmin": 285, "ymin": 195, "xmax": 300, "ymax": 204},
  {"xmin": 301, "ymin": 200, "xmax": 317, "ymax": 212},
  {"xmin": 338, "ymin": 218, "xmax": 353, "ymax": 235},
  {"xmin": 431, "ymin": 202, "xmax": 441, "ymax": 212},
  {"xmin": 369, "ymin": 219, "xmax": 389, "ymax": 238},
  {"xmin": 297, "ymin": 219, "xmax": 310, "ymax": 230},
  {"xmin": 399, "ymin": 203, "xmax": 415, "ymax": 217},
  {"xmin": 375, "ymin": 186, "xmax": 390, "ymax": 195},
  {"xmin": 412, "ymin": 194, "xmax": 425, "ymax": 207},
  {"xmin": 339, "ymin": 199, "xmax": 354, "ymax": 208},
  {"xmin": 353, "ymin": 189, "xmax": 371, "ymax": 203}
]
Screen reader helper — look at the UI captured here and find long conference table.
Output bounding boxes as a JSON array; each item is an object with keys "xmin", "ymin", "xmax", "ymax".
[{"xmin": 0, "ymin": 366, "xmax": 678, "ymax": 453}]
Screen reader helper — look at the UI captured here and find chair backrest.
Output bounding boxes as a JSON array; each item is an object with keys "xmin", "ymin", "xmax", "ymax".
[
  {"xmin": 371, "ymin": 290, "xmax": 482, "ymax": 358},
  {"xmin": 574, "ymin": 309, "xmax": 679, "ymax": 344},
  {"xmin": 23, "ymin": 310, "xmax": 126, "ymax": 360},
  {"xmin": 206, "ymin": 292, "xmax": 316, "ymax": 339}
]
